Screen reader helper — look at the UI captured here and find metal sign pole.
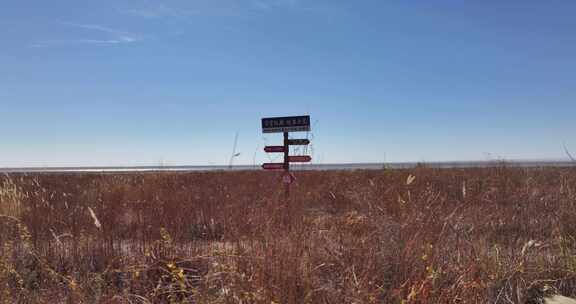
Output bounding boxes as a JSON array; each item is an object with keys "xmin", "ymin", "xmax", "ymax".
[{"xmin": 283, "ymin": 131, "xmax": 290, "ymax": 199}]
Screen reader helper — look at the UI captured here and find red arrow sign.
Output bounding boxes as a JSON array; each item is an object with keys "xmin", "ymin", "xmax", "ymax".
[
  {"xmin": 264, "ymin": 146, "xmax": 285, "ymax": 153},
  {"xmin": 287, "ymin": 139, "xmax": 310, "ymax": 146},
  {"xmin": 288, "ymin": 155, "xmax": 312, "ymax": 163},
  {"xmin": 262, "ymin": 163, "xmax": 285, "ymax": 170}
]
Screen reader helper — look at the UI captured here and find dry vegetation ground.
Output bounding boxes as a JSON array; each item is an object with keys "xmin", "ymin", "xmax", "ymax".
[{"xmin": 1, "ymin": 166, "xmax": 576, "ymax": 303}]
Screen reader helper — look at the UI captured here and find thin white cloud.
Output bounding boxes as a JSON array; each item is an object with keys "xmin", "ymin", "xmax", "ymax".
[
  {"xmin": 32, "ymin": 23, "xmax": 144, "ymax": 48},
  {"xmin": 123, "ymin": 0, "xmax": 316, "ymax": 18},
  {"xmin": 250, "ymin": 0, "xmax": 298, "ymax": 10},
  {"xmin": 247, "ymin": 0, "xmax": 343, "ymax": 14},
  {"xmin": 122, "ymin": 0, "xmax": 243, "ymax": 18},
  {"xmin": 124, "ymin": 3, "xmax": 197, "ymax": 18}
]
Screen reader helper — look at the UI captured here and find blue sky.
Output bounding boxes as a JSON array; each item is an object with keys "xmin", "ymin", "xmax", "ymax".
[{"xmin": 1, "ymin": 0, "xmax": 575, "ymax": 167}]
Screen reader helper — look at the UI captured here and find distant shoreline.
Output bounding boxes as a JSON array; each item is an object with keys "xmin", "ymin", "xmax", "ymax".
[{"xmin": 1, "ymin": 160, "xmax": 574, "ymax": 173}]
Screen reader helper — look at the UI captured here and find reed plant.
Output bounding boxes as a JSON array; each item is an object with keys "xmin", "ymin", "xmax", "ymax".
[{"xmin": 0, "ymin": 167, "xmax": 575, "ymax": 303}]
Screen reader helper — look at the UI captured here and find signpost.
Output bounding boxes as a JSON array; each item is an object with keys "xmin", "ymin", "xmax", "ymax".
[
  {"xmin": 262, "ymin": 115, "xmax": 310, "ymax": 133},
  {"xmin": 288, "ymin": 156, "xmax": 312, "ymax": 163},
  {"xmin": 264, "ymin": 146, "xmax": 285, "ymax": 153},
  {"xmin": 287, "ymin": 139, "xmax": 310, "ymax": 146},
  {"xmin": 262, "ymin": 163, "xmax": 285, "ymax": 170},
  {"xmin": 261, "ymin": 115, "xmax": 312, "ymax": 198}
]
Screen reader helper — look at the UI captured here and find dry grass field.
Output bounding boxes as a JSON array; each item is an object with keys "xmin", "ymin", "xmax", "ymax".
[{"xmin": 1, "ymin": 166, "xmax": 576, "ymax": 303}]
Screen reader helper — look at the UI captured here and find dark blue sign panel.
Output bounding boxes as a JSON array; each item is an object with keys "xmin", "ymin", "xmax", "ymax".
[{"xmin": 262, "ymin": 115, "xmax": 311, "ymax": 133}]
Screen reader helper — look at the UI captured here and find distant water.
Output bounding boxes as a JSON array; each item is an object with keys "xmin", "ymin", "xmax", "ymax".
[{"xmin": 1, "ymin": 161, "xmax": 574, "ymax": 173}]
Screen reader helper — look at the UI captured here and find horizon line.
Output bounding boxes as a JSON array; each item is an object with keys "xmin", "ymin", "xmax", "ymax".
[{"xmin": 1, "ymin": 159, "xmax": 574, "ymax": 173}]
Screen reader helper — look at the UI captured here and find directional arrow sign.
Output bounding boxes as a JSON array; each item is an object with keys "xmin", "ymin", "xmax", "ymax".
[
  {"xmin": 287, "ymin": 139, "xmax": 310, "ymax": 146},
  {"xmin": 262, "ymin": 163, "xmax": 285, "ymax": 170},
  {"xmin": 288, "ymin": 155, "xmax": 312, "ymax": 163},
  {"xmin": 264, "ymin": 146, "xmax": 285, "ymax": 153}
]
